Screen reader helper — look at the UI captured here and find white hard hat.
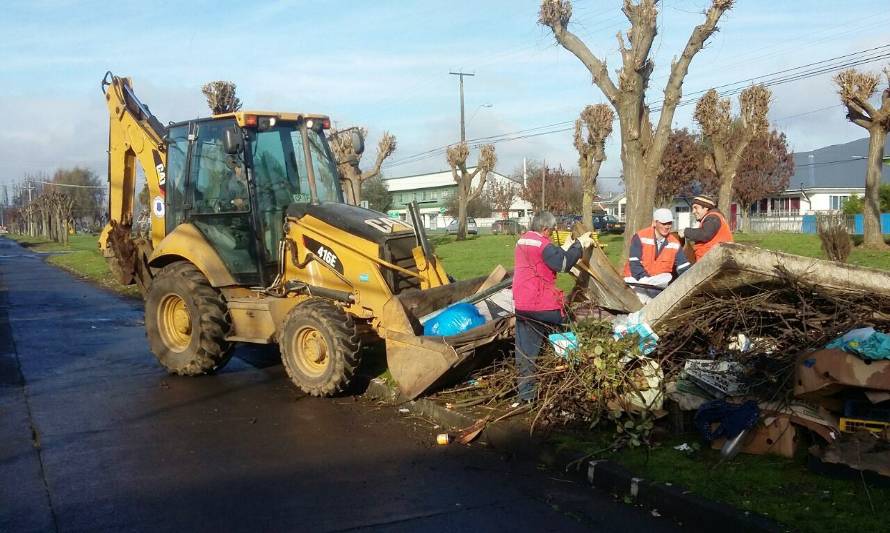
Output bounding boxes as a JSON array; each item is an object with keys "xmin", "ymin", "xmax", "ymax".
[{"xmin": 653, "ymin": 208, "xmax": 673, "ymax": 224}]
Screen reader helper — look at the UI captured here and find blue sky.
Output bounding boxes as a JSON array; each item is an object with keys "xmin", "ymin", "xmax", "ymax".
[{"xmin": 1, "ymin": 0, "xmax": 888, "ymax": 191}]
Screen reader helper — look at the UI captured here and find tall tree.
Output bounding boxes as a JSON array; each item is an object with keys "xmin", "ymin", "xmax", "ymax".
[
  {"xmin": 733, "ymin": 130, "xmax": 794, "ymax": 232},
  {"xmin": 50, "ymin": 167, "xmax": 104, "ymax": 225},
  {"xmin": 834, "ymin": 66, "xmax": 890, "ymax": 249},
  {"xmin": 329, "ymin": 127, "xmax": 397, "ymax": 206},
  {"xmin": 446, "ymin": 142, "xmax": 497, "ymax": 240},
  {"xmin": 574, "ymin": 104, "xmax": 614, "ymax": 226},
  {"xmin": 201, "ymin": 81, "xmax": 242, "ymax": 114},
  {"xmin": 520, "ymin": 163, "xmax": 582, "ymax": 215},
  {"xmin": 694, "ymin": 85, "xmax": 771, "ymax": 215},
  {"xmin": 539, "ymin": 0, "xmax": 734, "ymax": 256},
  {"xmin": 484, "ymin": 178, "xmax": 518, "ymax": 216},
  {"xmin": 656, "ymin": 128, "xmax": 710, "ymax": 205},
  {"xmin": 361, "ymin": 175, "xmax": 393, "ymax": 213}
]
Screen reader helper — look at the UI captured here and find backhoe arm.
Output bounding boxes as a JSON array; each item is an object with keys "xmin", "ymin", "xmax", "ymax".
[{"xmin": 99, "ymin": 72, "xmax": 168, "ymax": 292}]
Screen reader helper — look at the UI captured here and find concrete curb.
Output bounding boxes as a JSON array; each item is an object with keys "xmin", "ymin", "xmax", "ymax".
[{"xmin": 363, "ymin": 378, "xmax": 783, "ymax": 533}]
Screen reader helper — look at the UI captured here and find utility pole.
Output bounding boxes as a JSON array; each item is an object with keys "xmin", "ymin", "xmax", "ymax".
[
  {"xmin": 449, "ymin": 71, "xmax": 474, "ymax": 142},
  {"xmin": 24, "ymin": 180, "xmax": 35, "ymax": 204},
  {"xmin": 541, "ymin": 160, "xmax": 546, "ymax": 211}
]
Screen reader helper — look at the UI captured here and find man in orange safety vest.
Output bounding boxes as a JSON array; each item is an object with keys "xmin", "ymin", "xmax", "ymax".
[
  {"xmin": 624, "ymin": 208, "xmax": 691, "ymax": 303},
  {"xmin": 680, "ymin": 195, "xmax": 733, "ymax": 261}
]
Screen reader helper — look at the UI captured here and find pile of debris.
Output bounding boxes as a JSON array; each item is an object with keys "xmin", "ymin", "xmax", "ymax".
[{"xmin": 439, "ymin": 243, "xmax": 890, "ymax": 479}]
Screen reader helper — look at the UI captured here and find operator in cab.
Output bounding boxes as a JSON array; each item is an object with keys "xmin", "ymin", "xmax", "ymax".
[
  {"xmin": 624, "ymin": 208, "xmax": 691, "ymax": 303},
  {"xmin": 512, "ymin": 211, "xmax": 595, "ymax": 402},
  {"xmin": 680, "ymin": 195, "xmax": 733, "ymax": 261}
]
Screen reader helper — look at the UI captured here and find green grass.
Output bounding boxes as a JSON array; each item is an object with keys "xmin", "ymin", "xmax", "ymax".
[
  {"xmin": 551, "ymin": 431, "xmax": 890, "ymax": 533},
  {"xmin": 7, "ymin": 233, "xmax": 140, "ymax": 297},
  {"xmin": 432, "ymin": 233, "xmax": 627, "ymax": 291},
  {"xmin": 734, "ymin": 233, "xmax": 890, "ymax": 271}
]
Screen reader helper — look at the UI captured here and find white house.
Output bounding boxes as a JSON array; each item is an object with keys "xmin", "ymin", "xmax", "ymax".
[
  {"xmin": 384, "ymin": 168, "xmax": 533, "ymax": 229},
  {"xmin": 754, "ymin": 136, "xmax": 890, "ymax": 215}
]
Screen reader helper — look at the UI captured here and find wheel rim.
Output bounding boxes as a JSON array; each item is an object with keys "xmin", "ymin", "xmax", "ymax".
[
  {"xmin": 293, "ymin": 326, "xmax": 329, "ymax": 377},
  {"xmin": 158, "ymin": 293, "xmax": 192, "ymax": 353}
]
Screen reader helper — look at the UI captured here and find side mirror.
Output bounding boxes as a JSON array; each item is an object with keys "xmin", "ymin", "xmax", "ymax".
[
  {"xmin": 223, "ymin": 128, "xmax": 242, "ymax": 155},
  {"xmin": 350, "ymin": 130, "xmax": 365, "ymax": 155}
]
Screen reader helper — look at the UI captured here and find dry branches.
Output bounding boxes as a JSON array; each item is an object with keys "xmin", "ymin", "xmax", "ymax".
[{"xmin": 201, "ymin": 81, "xmax": 242, "ymax": 115}]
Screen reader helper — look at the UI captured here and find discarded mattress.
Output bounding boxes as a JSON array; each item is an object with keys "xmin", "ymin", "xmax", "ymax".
[{"xmin": 641, "ymin": 243, "xmax": 890, "ymax": 333}]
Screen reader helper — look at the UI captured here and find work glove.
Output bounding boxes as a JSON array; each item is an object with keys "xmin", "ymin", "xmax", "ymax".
[
  {"xmin": 560, "ymin": 234, "xmax": 576, "ymax": 251},
  {"xmin": 577, "ymin": 232, "xmax": 596, "ymax": 249},
  {"xmin": 678, "ymin": 228, "xmax": 685, "ymax": 238}
]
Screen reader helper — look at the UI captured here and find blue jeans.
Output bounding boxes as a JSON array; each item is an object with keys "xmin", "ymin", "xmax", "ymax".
[{"xmin": 514, "ymin": 309, "xmax": 564, "ymax": 401}]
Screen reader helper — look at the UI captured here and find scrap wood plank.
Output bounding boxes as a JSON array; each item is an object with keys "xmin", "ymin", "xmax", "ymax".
[{"xmin": 572, "ymin": 244, "xmax": 642, "ymax": 313}]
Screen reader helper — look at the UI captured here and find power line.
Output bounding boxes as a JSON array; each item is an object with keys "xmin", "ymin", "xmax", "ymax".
[{"xmin": 384, "ymin": 45, "xmax": 890, "ymax": 171}]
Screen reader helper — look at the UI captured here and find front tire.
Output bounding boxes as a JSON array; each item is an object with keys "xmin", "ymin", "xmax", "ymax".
[
  {"xmin": 144, "ymin": 262, "xmax": 233, "ymax": 375},
  {"xmin": 279, "ymin": 298, "xmax": 361, "ymax": 397}
]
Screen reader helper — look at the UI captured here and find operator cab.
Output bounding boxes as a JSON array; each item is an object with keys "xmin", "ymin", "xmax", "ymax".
[{"xmin": 164, "ymin": 112, "xmax": 344, "ymax": 286}]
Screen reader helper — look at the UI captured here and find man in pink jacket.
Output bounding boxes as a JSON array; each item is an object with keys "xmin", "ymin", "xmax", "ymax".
[{"xmin": 513, "ymin": 211, "xmax": 593, "ymax": 402}]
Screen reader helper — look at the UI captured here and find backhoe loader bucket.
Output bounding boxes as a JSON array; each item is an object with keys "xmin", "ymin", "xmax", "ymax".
[{"xmin": 382, "ymin": 275, "xmax": 514, "ymax": 400}]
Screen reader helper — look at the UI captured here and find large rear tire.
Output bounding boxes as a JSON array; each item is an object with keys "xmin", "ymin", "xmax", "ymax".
[
  {"xmin": 144, "ymin": 262, "xmax": 233, "ymax": 375},
  {"xmin": 279, "ymin": 298, "xmax": 361, "ymax": 397}
]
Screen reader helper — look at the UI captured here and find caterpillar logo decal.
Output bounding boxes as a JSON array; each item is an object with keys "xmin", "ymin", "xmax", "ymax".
[
  {"xmin": 304, "ymin": 237, "xmax": 344, "ymax": 275},
  {"xmin": 364, "ymin": 216, "xmax": 412, "ymax": 234}
]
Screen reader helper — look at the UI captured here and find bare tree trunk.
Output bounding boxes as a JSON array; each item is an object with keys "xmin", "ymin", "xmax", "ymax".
[
  {"xmin": 457, "ymin": 187, "xmax": 468, "ymax": 240},
  {"xmin": 863, "ymin": 127, "xmax": 887, "ymax": 248},
  {"xmin": 717, "ymin": 165, "xmax": 735, "ymax": 215},
  {"xmin": 581, "ymin": 159, "xmax": 604, "ymax": 226},
  {"xmin": 621, "ymin": 138, "xmax": 653, "ymax": 255}
]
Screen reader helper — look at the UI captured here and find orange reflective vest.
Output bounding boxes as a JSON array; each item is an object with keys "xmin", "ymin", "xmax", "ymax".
[
  {"xmin": 691, "ymin": 211, "xmax": 733, "ymax": 261},
  {"xmin": 623, "ymin": 227, "xmax": 683, "ymax": 278}
]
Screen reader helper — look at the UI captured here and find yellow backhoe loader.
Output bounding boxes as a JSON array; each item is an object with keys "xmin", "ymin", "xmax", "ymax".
[{"xmin": 99, "ymin": 72, "xmax": 512, "ymax": 399}]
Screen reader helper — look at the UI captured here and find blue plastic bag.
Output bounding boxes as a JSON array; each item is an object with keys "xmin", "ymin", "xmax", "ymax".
[{"xmin": 423, "ymin": 303, "xmax": 486, "ymax": 337}]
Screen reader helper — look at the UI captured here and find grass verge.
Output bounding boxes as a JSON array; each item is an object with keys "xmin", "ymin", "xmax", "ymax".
[
  {"xmin": 6, "ymin": 234, "xmax": 140, "ymax": 298},
  {"xmin": 550, "ymin": 431, "xmax": 890, "ymax": 533}
]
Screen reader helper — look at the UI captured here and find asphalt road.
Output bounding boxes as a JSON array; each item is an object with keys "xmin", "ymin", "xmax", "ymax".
[{"xmin": 0, "ymin": 236, "xmax": 677, "ymax": 532}]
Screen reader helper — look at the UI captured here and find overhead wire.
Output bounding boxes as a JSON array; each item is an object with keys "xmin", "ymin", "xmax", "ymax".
[{"xmin": 383, "ymin": 45, "xmax": 890, "ymax": 171}]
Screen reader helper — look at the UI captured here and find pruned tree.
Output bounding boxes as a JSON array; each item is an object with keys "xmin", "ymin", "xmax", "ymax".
[
  {"xmin": 834, "ymin": 66, "xmax": 890, "ymax": 249},
  {"xmin": 733, "ymin": 130, "xmax": 794, "ymax": 232},
  {"xmin": 539, "ymin": 0, "xmax": 734, "ymax": 256},
  {"xmin": 329, "ymin": 127, "xmax": 397, "ymax": 206},
  {"xmin": 574, "ymin": 104, "xmax": 614, "ymax": 226},
  {"xmin": 202, "ymin": 81, "xmax": 242, "ymax": 115},
  {"xmin": 694, "ymin": 85, "xmax": 771, "ymax": 215},
  {"xmin": 446, "ymin": 142, "xmax": 497, "ymax": 240},
  {"xmin": 655, "ymin": 128, "xmax": 710, "ymax": 205},
  {"xmin": 484, "ymin": 178, "xmax": 518, "ymax": 216}
]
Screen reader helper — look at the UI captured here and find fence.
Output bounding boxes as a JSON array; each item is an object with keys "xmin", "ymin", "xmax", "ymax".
[
  {"xmin": 739, "ymin": 212, "xmax": 803, "ymax": 233},
  {"xmin": 740, "ymin": 212, "xmax": 890, "ymax": 234}
]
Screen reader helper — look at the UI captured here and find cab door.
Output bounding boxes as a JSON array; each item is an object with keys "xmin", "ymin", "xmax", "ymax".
[{"xmin": 186, "ymin": 119, "xmax": 261, "ymax": 285}]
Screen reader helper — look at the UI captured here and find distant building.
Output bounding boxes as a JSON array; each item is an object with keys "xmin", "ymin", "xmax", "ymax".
[
  {"xmin": 383, "ymin": 168, "xmax": 533, "ymax": 229},
  {"xmin": 753, "ymin": 136, "xmax": 890, "ymax": 216}
]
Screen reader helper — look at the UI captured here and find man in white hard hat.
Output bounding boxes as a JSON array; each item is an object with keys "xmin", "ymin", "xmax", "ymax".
[{"xmin": 623, "ymin": 208, "xmax": 691, "ymax": 303}]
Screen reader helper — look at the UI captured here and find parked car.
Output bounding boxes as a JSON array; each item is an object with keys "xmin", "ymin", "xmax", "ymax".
[
  {"xmin": 446, "ymin": 217, "xmax": 478, "ymax": 235},
  {"xmin": 491, "ymin": 219, "xmax": 525, "ymax": 235},
  {"xmin": 592, "ymin": 213, "xmax": 625, "ymax": 234}
]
